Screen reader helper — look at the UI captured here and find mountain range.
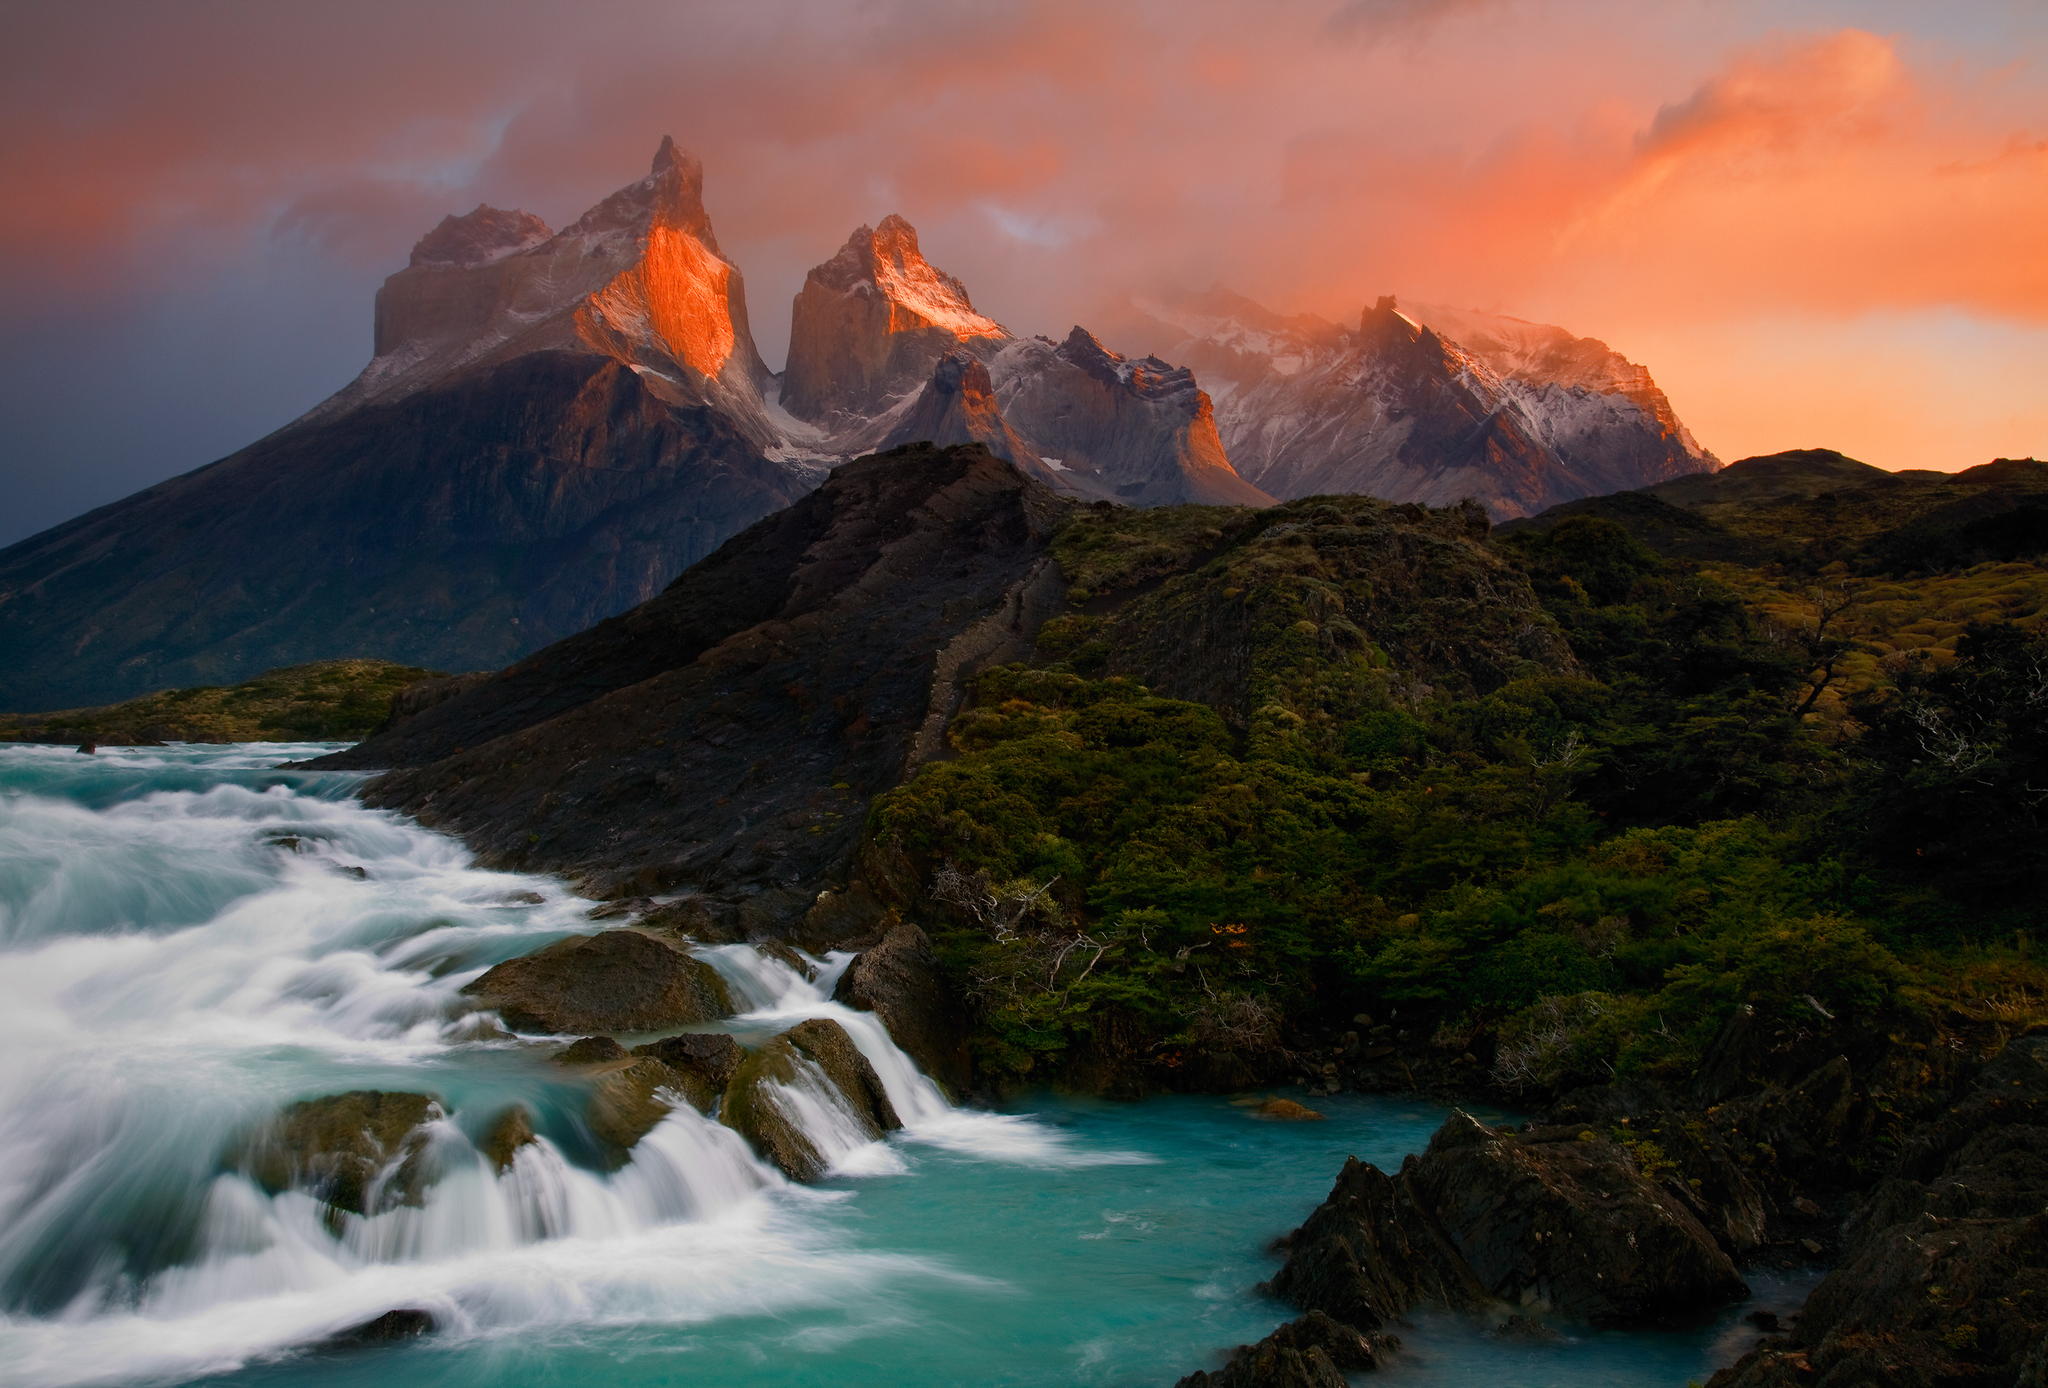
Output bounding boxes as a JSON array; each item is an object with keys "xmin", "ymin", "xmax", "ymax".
[{"xmin": 0, "ymin": 138, "xmax": 1712, "ymax": 711}]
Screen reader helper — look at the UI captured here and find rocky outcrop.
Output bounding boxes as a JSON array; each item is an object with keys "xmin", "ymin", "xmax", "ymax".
[
  {"xmin": 1175, "ymin": 1311, "xmax": 1391, "ymax": 1388},
  {"xmin": 1711, "ymin": 1036, "xmax": 2048, "ymax": 1388},
  {"xmin": 233, "ymin": 1091, "xmax": 440, "ymax": 1217},
  {"xmin": 831, "ymin": 922, "xmax": 968, "ymax": 1093},
  {"xmin": 463, "ymin": 930, "xmax": 732, "ymax": 1034},
  {"xmin": 317, "ymin": 445, "xmax": 1071, "ymax": 928},
  {"xmin": 1270, "ymin": 1111, "xmax": 1747, "ymax": 1331},
  {"xmin": 719, "ymin": 1018, "xmax": 903, "ymax": 1180}
]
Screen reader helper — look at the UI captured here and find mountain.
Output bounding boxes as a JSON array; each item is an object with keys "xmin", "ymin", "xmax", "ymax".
[
  {"xmin": 0, "ymin": 140, "xmax": 814, "ymax": 712},
  {"xmin": 1122, "ymin": 288, "xmax": 1716, "ymax": 517},
  {"xmin": 779, "ymin": 220, "xmax": 1273, "ymax": 508},
  {"xmin": 1, "ymin": 138, "xmax": 1725, "ymax": 711}
]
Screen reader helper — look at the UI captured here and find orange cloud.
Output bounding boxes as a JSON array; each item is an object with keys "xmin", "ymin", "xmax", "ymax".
[{"xmin": 0, "ymin": 0, "xmax": 2041, "ymax": 494}]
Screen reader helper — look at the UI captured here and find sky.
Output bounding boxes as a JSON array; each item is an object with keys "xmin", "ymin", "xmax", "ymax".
[{"xmin": 2, "ymin": 0, "xmax": 2043, "ymax": 545}]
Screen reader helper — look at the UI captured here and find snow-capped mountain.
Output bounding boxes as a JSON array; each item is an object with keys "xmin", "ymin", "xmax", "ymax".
[
  {"xmin": 0, "ymin": 139, "xmax": 807, "ymax": 711},
  {"xmin": 0, "ymin": 139, "xmax": 1716, "ymax": 710},
  {"xmin": 1124, "ymin": 288, "xmax": 1716, "ymax": 517}
]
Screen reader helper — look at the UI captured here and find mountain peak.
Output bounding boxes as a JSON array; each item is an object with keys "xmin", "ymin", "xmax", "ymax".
[
  {"xmin": 650, "ymin": 134, "xmax": 690, "ymax": 176},
  {"xmin": 782, "ymin": 215, "xmax": 1004, "ymax": 422}
]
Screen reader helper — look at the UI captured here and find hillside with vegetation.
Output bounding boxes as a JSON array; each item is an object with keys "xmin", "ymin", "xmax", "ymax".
[
  {"xmin": 0, "ymin": 659, "xmax": 444, "ymax": 745},
  {"xmin": 853, "ymin": 454, "xmax": 2047, "ymax": 1383}
]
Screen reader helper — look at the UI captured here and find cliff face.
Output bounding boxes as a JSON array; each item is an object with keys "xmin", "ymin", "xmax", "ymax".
[{"xmin": 318, "ymin": 444, "xmax": 1071, "ymax": 932}]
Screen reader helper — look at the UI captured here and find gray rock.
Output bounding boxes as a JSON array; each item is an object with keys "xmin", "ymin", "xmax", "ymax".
[{"xmin": 464, "ymin": 930, "xmax": 732, "ymax": 1034}]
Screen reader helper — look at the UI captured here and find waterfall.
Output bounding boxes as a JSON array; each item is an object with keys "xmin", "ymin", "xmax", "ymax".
[{"xmin": 0, "ymin": 742, "xmax": 1109, "ymax": 1388}]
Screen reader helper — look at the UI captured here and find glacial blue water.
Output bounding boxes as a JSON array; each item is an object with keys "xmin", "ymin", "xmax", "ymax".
[{"xmin": 0, "ymin": 743, "xmax": 1805, "ymax": 1388}]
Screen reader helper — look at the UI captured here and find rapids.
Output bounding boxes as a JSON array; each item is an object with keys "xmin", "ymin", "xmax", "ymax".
[{"xmin": 0, "ymin": 743, "xmax": 1806, "ymax": 1387}]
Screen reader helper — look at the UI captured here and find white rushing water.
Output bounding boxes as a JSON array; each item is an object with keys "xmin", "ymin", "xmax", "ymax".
[{"xmin": 0, "ymin": 743, "xmax": 1126, "ymax": 1388}]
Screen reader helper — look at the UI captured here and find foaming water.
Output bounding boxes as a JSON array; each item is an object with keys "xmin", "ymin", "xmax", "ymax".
[{"xmin": 0, "ymin": 745, "xmax": 1801, "ymax": 1388}]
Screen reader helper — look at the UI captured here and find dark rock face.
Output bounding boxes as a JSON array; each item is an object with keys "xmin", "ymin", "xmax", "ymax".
[
  {"xmin": 462, "ymin": 929, "xmax": 733, "ymax": 1034},
  {"xmin": 320, "ymin": 445, "xmax": 1070, "ymax": 927},
  {"xmin": 1176, "ymin": 1311, "xmax": 1391, "ymax": 1388},
  {"xmin": 234, "ymin": 1091, "xmax": 440, "ymax": 1217},
  {"xmin": 831, "ymin": 922, "xmax": 968, "ymax": 1093},
  {"xmin": 0, "ymin": 352, "xmax": 807, "ymax": 711},
  {"xmin": 720, "ymin": 1017, "xmax": 903, "ymax": 1180},
  {"xmin": 1271, "ymin": 1112, "xmax": 1747, "ymax": 1331},
  {"xmin": 1711, "ymin": 1036, "xmax": 2048, "ymax": 1388}
]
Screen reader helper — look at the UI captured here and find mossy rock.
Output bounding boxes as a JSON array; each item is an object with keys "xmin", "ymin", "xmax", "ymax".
[
  {"xmin": 719, "ymin": 1018, "xmax": 902, "ymax": 1180},
  {"xmin": 554, "ymin": 1032, "xmax": 747, "ymax": 1163},
  {"xmin": 233, "ymin": 1090, "xmax": 440, "ymax": 1216},
  {"xmin": 463, "ymin": 929, "xmax": 733, "ymax": 1034}
]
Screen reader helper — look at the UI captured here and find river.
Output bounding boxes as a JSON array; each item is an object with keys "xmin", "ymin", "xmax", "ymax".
[{"xmin": 0, "ymin": 743, "xmax": 1802, "ymax": 1387}]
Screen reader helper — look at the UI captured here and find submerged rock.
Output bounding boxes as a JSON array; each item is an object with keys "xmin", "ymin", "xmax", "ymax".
[
  {"xmin": 831, "ymin": 921, "xmax": 968, "ymax": 1092},
  {"xmin": 550, "ymin": 1036, "xmax": 693, "ymax": 1164},
  {"xmin": 318, "ymin": 1307, "xmax": 436, "ymax": 1349},
  {"xmin": 234, "ymin": 1090, "xmax": 440, "ymax": 1217},
  {"xmin": 631, "ymin": 1032, "xmax": 745, "ymax": 1112},
  {"xmin": 1175, "ymin": 1311, "xmax": 1390, "ymax": 1388},
  {"xmin": 720, "ymin": 1017, "xmax": 902, "ymax": 1180},
  {"xmin": 463, "ymin": 929, "xmax": 732, "ymax": 1034},
  {"xmin": 1253, "ymin": 1098, "xmax": 1326, "ymax": 1122}
]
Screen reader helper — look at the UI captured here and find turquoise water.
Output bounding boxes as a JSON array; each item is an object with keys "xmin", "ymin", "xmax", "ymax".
[{"xmin": 0, "ymin": 744, "xmax": 1799, "ymax": 1387}]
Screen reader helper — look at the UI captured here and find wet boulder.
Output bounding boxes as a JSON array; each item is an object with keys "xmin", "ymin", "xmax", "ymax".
[
  {"xmin": 551, "ymin": 1037, "xmax": 682, "ymax": 1165},
  {"xmin": 234, "ymin": 1090, "xmax": 440, "ymax": 1216},
  {"xmin": 720, "ymin": 1018, "xmax": 902, "ymax": 1181},
  {"xmin": 831, "ymin": 921, "xmax": 969, "ymax": 1093},
  {"xmin": 1175, "ymin": 1311, "xmax": 1390, "ymax": 1388},
  {"xmin": 463, "ymin": 929, "xmax": 732, "ymax": 1034}
]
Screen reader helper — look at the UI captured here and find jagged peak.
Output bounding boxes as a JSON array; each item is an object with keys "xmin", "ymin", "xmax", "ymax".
[
  {"xmin": 561, "ymin": 135, "xmax": 717, "ymax": 251},
  {"xmin": 408, "ymin": 205, "xmax": 553, "ymax": 269}
]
